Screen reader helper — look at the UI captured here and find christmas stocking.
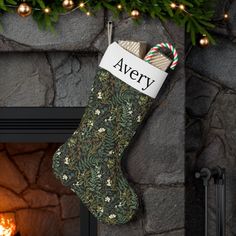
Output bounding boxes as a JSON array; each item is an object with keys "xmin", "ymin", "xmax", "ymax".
[{"xmin": 52, "ymin": 41, "xmax": 178, "ymax": 224}]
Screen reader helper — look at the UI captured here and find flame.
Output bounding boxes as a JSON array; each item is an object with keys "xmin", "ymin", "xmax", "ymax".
[{"xmin": 0, "ymin": 215, "xmax": 16, "ymax": 236}]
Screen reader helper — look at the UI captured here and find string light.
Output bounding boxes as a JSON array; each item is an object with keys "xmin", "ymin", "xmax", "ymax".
[
  {"xmin": 1, "ymin": 1, "xmax": 211, "ymax": 24},
  {"xmin": 170, "ymin": 3, "xmax": 188, "ymax": 13},
  {"xmin": 179, "ymin": 4, "xmax": 185, "ymax": 10},
  {"xmin": 43, "ymin": 7, "xmax": 51, "ymax": 14},
  {"xmin": 224, "ymin": 13, "xmax": 229, "ymax": 20},
  {"xmin": 170, "ymin": 3, "xmax": 177, "ymax": 9},
  {"xmin": 2, "ymin": 1, "xmax": 226, "ymax": 46},
  {"xmin": 117, "ymin": 4, "xmax": 122, "ymax": 10},
  {"xmin": 79, "ymin": 2, "xmax": 85, "ymax": 8}
]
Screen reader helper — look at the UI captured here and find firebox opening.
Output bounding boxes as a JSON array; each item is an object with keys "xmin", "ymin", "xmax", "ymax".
[{"xmin": 0, "ymin": 143, "xmax": 80, "ymax": 236}]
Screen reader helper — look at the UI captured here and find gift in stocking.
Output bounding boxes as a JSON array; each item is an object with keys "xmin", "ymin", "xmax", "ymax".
[{"xmin": 52, "ymin": 41, "xmax": 178, "ymax": 225}]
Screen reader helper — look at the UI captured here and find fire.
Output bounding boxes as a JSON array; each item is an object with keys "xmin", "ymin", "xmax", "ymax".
[{"xmin": 0, "ymin": 215, "xmax": 16, "ymax": 236}]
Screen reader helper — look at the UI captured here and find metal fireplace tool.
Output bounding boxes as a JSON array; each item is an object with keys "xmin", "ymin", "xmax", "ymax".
[{"xmin": 195, "ymin": 166, "xmax": 226, "ymax": 236}]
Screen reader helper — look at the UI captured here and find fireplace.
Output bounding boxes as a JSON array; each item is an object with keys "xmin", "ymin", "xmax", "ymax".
[
  {"xmin": 0, "ymin": 108, "xmax": 97, "ymax": 236},
  {"xmin": 0, "ymin": 10, "xmax": 185, "ymax": 236}
]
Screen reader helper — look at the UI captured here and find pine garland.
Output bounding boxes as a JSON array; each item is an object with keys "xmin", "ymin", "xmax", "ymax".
[{"xmin": 0, "ymin": 0, "xmax": 216, "ymax": 45}]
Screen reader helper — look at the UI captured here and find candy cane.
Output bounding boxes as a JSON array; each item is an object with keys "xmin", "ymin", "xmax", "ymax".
[{"xmin": 144, "ymin": 43, "xmax": 179, "ymax": 70}]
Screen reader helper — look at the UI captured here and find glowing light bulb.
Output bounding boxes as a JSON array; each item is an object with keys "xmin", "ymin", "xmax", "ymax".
[
  {"xmin": 43, "ymin": 7, "xmax": 51, "ymax": 14},
  {"xmin": 79, "ymin": 2, "xmax": 85, "ymax": 8},
  {"xmin": 117, "ymin": 4, "xmax": 122, "ymax": 10},
  {"xmin": 170, "ymin": 3, "xmax": 177, "ymax": 9},
  {"xmin": 179, "ymin": 4, "xmax": 185, "ymax": 10}
]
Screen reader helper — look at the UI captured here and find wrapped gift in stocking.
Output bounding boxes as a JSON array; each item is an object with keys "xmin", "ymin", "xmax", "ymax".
[{"xmin": 52, "ymin": 41, "xmax": 178, "ymax": 225}]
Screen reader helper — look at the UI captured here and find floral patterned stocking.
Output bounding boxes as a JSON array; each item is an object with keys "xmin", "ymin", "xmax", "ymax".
[{"xmin": 52, "ymin": 68, "xmax": 153, "ymax": 225}]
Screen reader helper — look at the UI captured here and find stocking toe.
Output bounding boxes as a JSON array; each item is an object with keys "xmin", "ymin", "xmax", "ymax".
[{"xmin": 70, "ymin": 162, "xmax": 139, "ymax": 224}]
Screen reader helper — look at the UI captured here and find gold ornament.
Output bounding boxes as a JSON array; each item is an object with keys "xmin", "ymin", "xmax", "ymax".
[
  {"xmin": 62, "ymin": 0, "xmax": 74, "ymax": 10},
  {"xmin": 43, "ymin": 7, "xmax": 51, "ymax": 14},
  {"xmin": 131, "ymin": 9, "xmax": 140, "ymax": 19},
  {"xmin": 117, "ymin": 4, "xmax": 122, "ymax": 10},
  {"xmin": 199, "ymin": 35, "xmax": 209, "ymax": 47},
  {"xmin": 17, "ymin": 3, "xmax": 32, "ymax": 17}
]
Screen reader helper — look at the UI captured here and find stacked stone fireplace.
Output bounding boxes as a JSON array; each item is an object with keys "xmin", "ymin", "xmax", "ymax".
[{"xmin": 0, "ymin": 10, "xmax": 185, "ymax": 236}]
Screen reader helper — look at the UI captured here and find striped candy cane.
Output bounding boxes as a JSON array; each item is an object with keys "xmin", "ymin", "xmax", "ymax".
[{"xmin": 144, "ymin": 43, "xmax": 179, "ymax": 70}]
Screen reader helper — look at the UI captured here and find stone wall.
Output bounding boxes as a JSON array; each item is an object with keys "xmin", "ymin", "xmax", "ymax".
[
  {"xmin": 0, "ymin": 52, "xmax": 97, "ymax": 106},
  {"xmin": 186, "ymin": 0, "xmax": 236, "ymax": 235},
  {"xmin": 0, "ymin": 143, "xmax": 80, "ymax": 236},
  {"xmin": 0, "ymin": 10, "xmax": 185, "ymax": 236}
]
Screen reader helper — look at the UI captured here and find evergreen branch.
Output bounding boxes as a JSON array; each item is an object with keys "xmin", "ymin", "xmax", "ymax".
[{"xmin": 0, "ymin": 0, "xmax": 217, "ymax": 45}]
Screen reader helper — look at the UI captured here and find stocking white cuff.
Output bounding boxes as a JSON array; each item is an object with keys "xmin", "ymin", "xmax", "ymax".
[{"xmin": 99, "ymin": 42, "xmax": 168, "ymax": 98}]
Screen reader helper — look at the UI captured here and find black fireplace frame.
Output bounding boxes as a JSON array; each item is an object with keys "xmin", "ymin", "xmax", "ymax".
[{"xmin": 0, "ymin": 107, "xmax": 97, "ymax": 236}]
